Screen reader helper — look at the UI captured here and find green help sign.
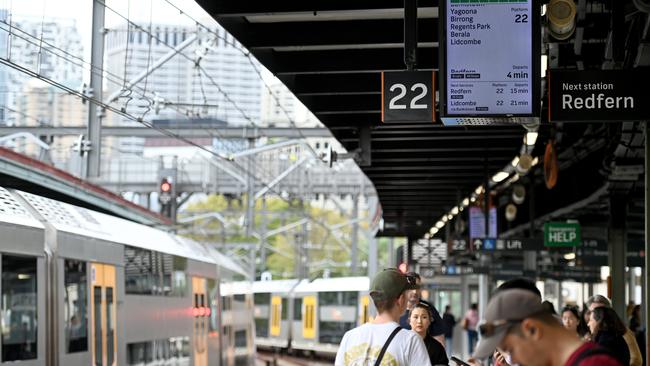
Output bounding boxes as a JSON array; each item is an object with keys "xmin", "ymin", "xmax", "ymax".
[{"xmin": 544, "ymin": 222, "xmax": 581, "ymax": 247}]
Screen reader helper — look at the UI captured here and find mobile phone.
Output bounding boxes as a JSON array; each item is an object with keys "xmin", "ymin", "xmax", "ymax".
[{"xmin": 450, "ymin": 356, "xmax": 472, "ymax": 366}]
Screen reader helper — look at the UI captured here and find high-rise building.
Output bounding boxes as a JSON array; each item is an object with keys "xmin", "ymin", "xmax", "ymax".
[
  {"xmin": 105, "ymin": 23, "xmax": 262, "ymax": 154},
  {"xmin": 3, "ymin": 18, "xmax": 84, "ymax": 124}
]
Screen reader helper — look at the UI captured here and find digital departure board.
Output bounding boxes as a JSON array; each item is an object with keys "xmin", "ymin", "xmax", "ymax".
[{"xmin": 440, "ymin": 0, "xmax": 540, "ymax": 125}]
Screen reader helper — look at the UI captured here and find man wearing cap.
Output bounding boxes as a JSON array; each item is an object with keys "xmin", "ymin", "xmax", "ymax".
[
  {"xmin": 472, "ymin": 289, "xmax": 621, "ymax": 366},
  {"xmin": 398, "ymin": 272, "xmax": 447, "ymax": 347},
  {"xmin": 335, "ymin": 268, "xmax": 432, "ymax": 366}
]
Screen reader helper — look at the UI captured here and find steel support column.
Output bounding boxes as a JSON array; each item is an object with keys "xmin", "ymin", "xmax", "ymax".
[
  {"xmin": 645, "ymin": 123, "xmax": 650, "ymax": 358},
  {"xmin": 245, "ymin": 138, "xmax": 255, "ymax": 237},
  {"xmin": 609, "ymin": 195, "xmax": 627, "ymax": 319},
  {"xmin": 87, "ymin": 0, "xmax": 105, "ymax": 178},
  {"xmin": 351, "ymin": 194, "xmax": 359, "ymax": 275}
]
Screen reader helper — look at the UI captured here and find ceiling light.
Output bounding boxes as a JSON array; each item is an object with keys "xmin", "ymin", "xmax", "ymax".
[
  {"xmin": 541, "ymin": 55, "xmax": 548, "ymax": 78},
  {"xmin": 505, "ymin": 203, "xmax": 517, "ymax": 222},
  {"xmin": 492, "ymin": 171, "xmax": 510, "ymax": 183},
  {"xmin": 474, "ymin": 186, "xmax": 483, "ymax": 195},
  {"xmin": 447, "ymin": 214, "xmax": 453, "ymax": 220},
  {"xmin": 462, "ymin": 198, "xmax": 470, "ymax": 206},
  {"xmin": 511, "ymin": 156, "xmax": 520, "ymax": 167},
  {"xmin": 431, "ymin": 227, "xmax": 439, "ymax": 234},
  {"xmin": 532, "ymin": 157, "xmax": 539, "ymax": 166},
  {"xmin": 451, "ymin": 206, "xmax": 459, "ymax": 215},
  {"xmin": 564, "ymin": 253, "xmax": 576, "ymax": 261},
  {"xmin": 424, "ymin": 233, "xmax": 431, "ymax": 239},
  {"xmin": 442, "ymin": 215, "xmax": 448, "ymax": 223},
  {"xmin": 470, "ymin": 196, "xmax": 476, "ymax": 203},
  {"xmin": 525, "ymin": 132, "xmax": 538, "ymax": 146},
  {"xmin": 435, "ymin": 221, "xmax": 444, "ymax": 229},
  {"xmin": 516, "ymin": 154, "xmax": 533, "ymax": 175}
]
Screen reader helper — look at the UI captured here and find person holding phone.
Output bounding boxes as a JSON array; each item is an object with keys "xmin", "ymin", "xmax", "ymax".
[
  {"xmin": 472, "ymin": 289, "xmax": 622, "ymax": 366},
  {"xmin": 410, "ymin": 303, "xmax": 449, "ymax": 366}
]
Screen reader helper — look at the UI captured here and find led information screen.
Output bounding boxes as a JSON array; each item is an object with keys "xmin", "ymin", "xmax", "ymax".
[{"xmin": 440, "ymin": 0, "xmax": 539, "ymax": 125}]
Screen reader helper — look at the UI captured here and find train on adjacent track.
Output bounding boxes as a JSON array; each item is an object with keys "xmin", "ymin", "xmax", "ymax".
[
  {"xmin": 231, "ymin": 276, "xmax": 374, "ymax": 358},
  {"xmin": 0, "ymin": 186, "xmax": 255, "ymax": 366}
]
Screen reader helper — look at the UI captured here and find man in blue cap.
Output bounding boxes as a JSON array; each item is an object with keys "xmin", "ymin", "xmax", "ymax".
[{"xmin": 335, "ymin": 268, "xmax": 431, "ymax": 366}]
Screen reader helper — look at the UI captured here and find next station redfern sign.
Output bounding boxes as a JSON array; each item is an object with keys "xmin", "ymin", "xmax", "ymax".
[{"xmin": 548, "ymin": 69, "xmax": 650, "ymax": 122}]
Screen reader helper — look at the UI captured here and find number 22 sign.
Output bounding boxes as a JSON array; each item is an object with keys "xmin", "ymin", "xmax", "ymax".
[{"xmin": 381, "ymin": 71, "xmax": 436, "ymax": 122}]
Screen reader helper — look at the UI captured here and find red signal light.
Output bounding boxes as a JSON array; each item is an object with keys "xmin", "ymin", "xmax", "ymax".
[
  {"xmin": 160, "ymin": 180, "xmax": 172, "ymax": 193},
  {"xmin": 192, "ymin": 307, "xmax": 200, "ymax": 317},
  {"xmin": 205, "ymin": 307, "xmax": 211, "ymax": 317}
]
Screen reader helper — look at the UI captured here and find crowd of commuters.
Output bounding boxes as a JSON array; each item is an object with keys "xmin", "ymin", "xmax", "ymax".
[{"xmin": 336, "ymin": 271, "xmax": 645, "ymax": 366}]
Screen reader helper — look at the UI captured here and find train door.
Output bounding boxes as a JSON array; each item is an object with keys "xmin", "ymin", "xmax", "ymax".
[
  {"xmin": 90, "ymin": 263, "xmax": 116, "ymax": 366},
  {"xmin": 270, "ymin": 295, "xmax": 281, "ymax": 337},
  {"xmin": 192, "ymin": 277, "xmax": 208, "ymax": 366},
  {"xmin": 302, "ymin": 295, "xmax": 316, "ymax": 339}
]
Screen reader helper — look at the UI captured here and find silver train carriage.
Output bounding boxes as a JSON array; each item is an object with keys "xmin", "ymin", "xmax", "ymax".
[
  {"xmin": 0, "ymin": 187, "xmax": 255, "ymax": 366},
  {"xmin": 241, "ymin": 276, "xmax": 373, "ymax": 357}
]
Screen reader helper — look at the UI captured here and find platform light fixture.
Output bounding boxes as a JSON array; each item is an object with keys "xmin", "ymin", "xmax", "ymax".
[
  {"xmin": 451, "ymin": 206, "xmax": 459, "ymax": 215},
  {"xmin": 525, "ymin": 132, "xmax": 538, "ymax": 146},
  {"xmin": 462, "ymin": 198, "xmax": 470, "ymax": 206},
  {"xmin": 564, "ymin": 252, "xmax": 576, "ymax": 261},
  {"xmin": 435, "ymin": 221, "xmax": 444, "ymax": 229},
  {"xmin": 492, "ymin": 171, "xmax": 510, "ymax": 183}
]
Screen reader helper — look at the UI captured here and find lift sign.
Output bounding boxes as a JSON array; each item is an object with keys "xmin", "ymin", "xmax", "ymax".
[
  {"xmin": 544, "ymin": 222, "xmax": 581, "ymax": 247},
  {"xmin": 548, "ymin": 69, "xmax": 650, "ymax": 122},
  {"xmin": 381, "ymin": 71, "xmax": 435, "ymax": 122}
]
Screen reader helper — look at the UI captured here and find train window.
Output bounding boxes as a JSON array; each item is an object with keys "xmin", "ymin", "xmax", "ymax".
[
  {"xmin": 281, "ymin": 298, "xmax": 288, "ymax": 320},
  {"xmin": 293, "ymin": 298, "xmax": 302, "ymax": 320},
  {"xmin": 124, "ymin": 246, "xmax": 187, "ymax": 297},
  {"xmin": 234, "ymin": 329, "xmax": 248, "ymax": 347},
  {"xmin": 1, "ymin": 255, "xmax": 37, "ymax": 362},
  {"xmin": 234, "ymin": 294, "xmax": 246, "ymax": 303},
  {"xmin": 221, "ymin": 296, "xmax": 231, "ymax": 311},
  {"xmin": 166, "ymin": 255, "xmax": 187, "ymax": 297},
  {"xmin": 207, "ymin": 279, "xmax": 218, "ymax": 331},
  {"xmin": 64, "ymin": 260, "xmax": 88, "ymax": 353},
  {"xmin": 319, "ymin": 291, "xmax": 358, "ymax": 306},
  {"xmin": 254, "ymin": 318, "xmax": 269, "ymax": 338},
  {"xmin": 318, "ymin": 321, "xmax": 355, "ymax": 344},
  {"xmin": 106, "ymin": 287, "xmax": 115, "ymax": 365},
  {"xmin": 253, "ymin": 293, "xmax": 270, "ymax": 305},
  {"xmin": 93, "ymin": 287, "xmax": 102, "ymax": 366},
  {"xmin": 127, "ymin": 336, "xmax": 190, "ymax": 365}
]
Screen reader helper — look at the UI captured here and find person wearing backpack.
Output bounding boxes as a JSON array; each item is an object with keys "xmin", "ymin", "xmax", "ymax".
[
  {"xmin": 335, "ymin": 268, "xmax": 432, "ymax": 366},
  {"xmin": 472, "ymin": 289, "xmax": 622, "ymax": 366}
]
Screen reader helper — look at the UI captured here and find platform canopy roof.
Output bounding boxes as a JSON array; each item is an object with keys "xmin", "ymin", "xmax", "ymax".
[{"xmin": 198, "ymin": 0, "xmax": 648, "ymax": 241}]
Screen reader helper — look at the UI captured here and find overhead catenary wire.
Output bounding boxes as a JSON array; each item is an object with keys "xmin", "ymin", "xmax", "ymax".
[
  {"xmin": 0, "ymin": 56, "xmax": 342, "ymax": 238},
  {"xmin": 0, "ymin": 19, "xmax": 250, "ymax": 157},
  {"xmin": 1, "ymin": 8, "xmax": 355, "ymax": 242},
  {"xmin": 160, "ymin": 0, "xmax": 322, "ymax": 160}
]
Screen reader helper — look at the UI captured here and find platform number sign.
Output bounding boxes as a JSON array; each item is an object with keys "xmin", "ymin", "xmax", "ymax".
[{"xmin": 382, "ymin": 71, "xmax": 435, "ymax": 122}]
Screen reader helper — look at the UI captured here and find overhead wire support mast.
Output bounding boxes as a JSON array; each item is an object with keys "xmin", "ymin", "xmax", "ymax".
[{"xmin": 87, "ymin": 0, "xmax": 106, "ymax": 178}]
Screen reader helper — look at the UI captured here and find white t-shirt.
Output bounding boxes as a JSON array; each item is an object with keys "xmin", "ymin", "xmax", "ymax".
[{"xmin": 335, "ymin": 321, "xmax": 432, "ymax": 366}]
